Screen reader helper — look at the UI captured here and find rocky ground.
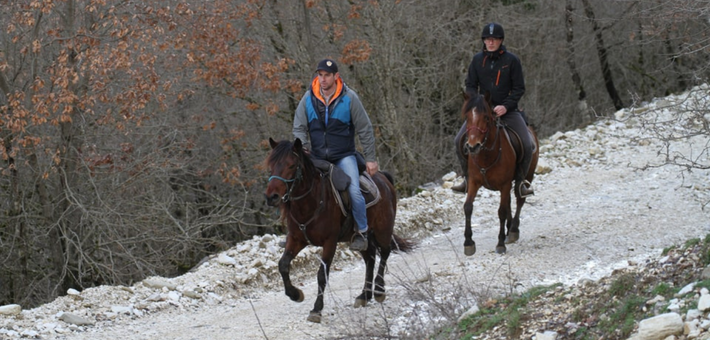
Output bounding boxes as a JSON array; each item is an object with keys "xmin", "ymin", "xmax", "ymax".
[{"xmin": 1, "ymin": 85, "xmax": 710, "ymax": 339}]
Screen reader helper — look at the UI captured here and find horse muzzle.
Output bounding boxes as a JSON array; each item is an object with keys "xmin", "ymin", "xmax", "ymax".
[
  {"xmin": 265, "ymin": 193, "xmax": 281, "ymax": 207},
  {"xmin": 465, "ymin": 142, "xmax": 483, "ymax": 155}
]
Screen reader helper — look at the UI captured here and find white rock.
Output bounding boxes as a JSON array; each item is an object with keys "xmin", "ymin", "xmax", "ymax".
[
  {"xmin": 633, "ymin": 313, "xmax": 683, "ymax": 340},
  {"xmin": 59, "ymin": 313, "xmax": 94, "ymax": 326},
  {"xmin": 698, "ymin": 294, "xmax": 710, "ymax": 312},
  {"xmin": 67, "ymin": 288, "xmax": 81, "ymax": 296},
  {"xmin": 143, "ymin": 278, "xmax": 177, "ymax": 290},
  {"xmin": 686, "ymin": 309, "xmax": 702, "ymax": 321},
  {"xmin": 167, "ymin": 291, "xmax": 181, "ymax": 302},
  {"xmin": 677, "ymin": 282, "xmax": 696, "ymax": 296},
  {"xmin": 0, "ymin": 304, "xmax": 21, "ymax": 315},
  {"xmin": 457, "ymin": 304, "xmax": 480, "ymax": 323},
  {"xmin": 111, "ymin": 306, "xmax": 133, "ymax": 315},
  {"xmin": 217, "ymin": 253, "xmax": 237, "ymax": 266},
  {"xmin": 20, "ymin": 329, "xmax": 39, "ymax": 338},
  {"xmin": 441, "ymin": 171, "xmax": 457, "ymax": 181},
  {"xmin": 535, "ymin": 330, "xmax": 558, "ymax": 340}
]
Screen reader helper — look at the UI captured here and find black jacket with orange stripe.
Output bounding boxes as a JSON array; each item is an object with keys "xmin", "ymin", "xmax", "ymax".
[{"xmin": 465, "ymin": 44, "xmax": 525, "ymax": 113}]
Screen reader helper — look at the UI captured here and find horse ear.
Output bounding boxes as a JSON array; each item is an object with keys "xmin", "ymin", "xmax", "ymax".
[
  {"xmin": 269, "ymin": 137, "xmax": 278, "ymax": 149},
  {"xmin": 484, "ymin": 91, "xmax": 492, "ymax": 106},
  {"xmin": 293, "ymin": 138, "xmax": 303, "ymax": 151},
  {"xmin": 462, "ymin": 90, "xmax": 471, "ymax": 102}
]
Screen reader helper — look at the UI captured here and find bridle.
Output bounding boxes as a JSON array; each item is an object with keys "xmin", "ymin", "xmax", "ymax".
[
  {"xmin": 465, "ymin": 108, "xmax": 504, "ymax": 188},
  {"xmin": 267, "ymin": 153, "xmax": 324, "ymax": 245},
  {"xmin": 268, "ymin": 155, "xmax": 313, "ymax": 203},
  {"xmin": 465, "ymin": 108, "xmax": 496, "ymax": 153}
]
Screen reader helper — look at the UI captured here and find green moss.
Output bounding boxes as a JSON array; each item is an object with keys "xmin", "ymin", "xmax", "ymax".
[{"xmin": 608, "ymin": 273, "xmax": 636, "ymax": 297}]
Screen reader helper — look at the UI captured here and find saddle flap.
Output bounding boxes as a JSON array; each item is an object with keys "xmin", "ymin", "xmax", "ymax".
[{"xmin": 312, "ymin": 158, "xmax": 350, "ymax": 191}]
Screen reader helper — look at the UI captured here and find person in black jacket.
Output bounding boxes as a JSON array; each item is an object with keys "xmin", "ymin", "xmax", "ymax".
[{"xmin": 452, "ymin": 22, "xmax": 535, "ymax": 198}]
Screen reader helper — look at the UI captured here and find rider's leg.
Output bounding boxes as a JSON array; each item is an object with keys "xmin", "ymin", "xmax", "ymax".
[
  {"xmin": 452, "ymin": 122, "xmax": 468, "ymax": 193},
  {"xmin": 501, "ymin": 111, "xmax": 534, "ymax": 197},
  {"xmin": 336, "ymin": 155, "xmax": 368, "ymax": 251}
]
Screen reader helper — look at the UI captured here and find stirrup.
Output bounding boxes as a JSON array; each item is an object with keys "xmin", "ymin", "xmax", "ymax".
[
  {"xmin": 451, "ymin": 180, "xmax": 467, "ymax": 193},
  {"xmin": 349, "ymin": 232, "xmax": 368, "ymax": 251},
  {"xmin": 518, "ymin": 180, "xmax": 534, "ymax": 198}
]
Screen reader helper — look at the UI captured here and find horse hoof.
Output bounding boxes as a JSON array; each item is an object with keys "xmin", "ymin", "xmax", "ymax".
[
  {"xmin": 495, "ymin": 245, "xmax": 506, "ymax": 254},
  {"xmin": 353, "ymin": 298, "xmax": 367, "ymax": 308},
  {"xmin": 307, "ymin": 312, "xmax": 322, "ymax": 323},
  {"xmin": 374, "ymin": 293, "xmax": 386, "ymax": 303},
  {"xmin": 505, "ymin": 232, "xmax": 519, "ymax": 244},
  {"xmin": 295, "ymin": 289, "xmax": 304, "ymax": 303},
  {"xmin": 464, "ymin": 245, "xmax": 476, "ymax": 256}
]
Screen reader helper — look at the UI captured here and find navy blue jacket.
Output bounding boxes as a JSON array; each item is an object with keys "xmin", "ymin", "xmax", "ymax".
[{"xmin": 293, "ymin": 77, "xmax": 376, "ymax": 163}]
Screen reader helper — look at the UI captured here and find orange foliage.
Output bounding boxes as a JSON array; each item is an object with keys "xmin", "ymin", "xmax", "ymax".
[{"xmin": 341, "ymin": 40, "xmax": 372, "ymax": 64}]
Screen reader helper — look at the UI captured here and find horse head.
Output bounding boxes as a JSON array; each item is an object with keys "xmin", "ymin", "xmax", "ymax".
[
  {"xmin": 464, "ymin": 93, "xmax": 495, "ymax": 155},
  {"xmin": 264, "ymin": 138, "xmax": 309, "ymax": 206}
]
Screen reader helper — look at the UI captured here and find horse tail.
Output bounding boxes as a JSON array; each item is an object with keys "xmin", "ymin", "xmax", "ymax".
[
  {"xmin": 380, "ymin": 171, "xmax": 395, "ymax": 186},
  {"xmin": 390, "ymin": 234, "xmax": 416, "ymax": 253}
]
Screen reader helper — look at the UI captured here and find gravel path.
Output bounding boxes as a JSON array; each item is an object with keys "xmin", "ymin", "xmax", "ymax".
[{"xmin": 2, "ymin": 86, "xmax": 709, "ymax": 340}]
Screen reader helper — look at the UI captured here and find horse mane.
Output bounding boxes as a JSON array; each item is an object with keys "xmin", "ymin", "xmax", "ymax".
[{"xmin": 267, "ymin": 139, "xmax": 316, "ymax": 178}]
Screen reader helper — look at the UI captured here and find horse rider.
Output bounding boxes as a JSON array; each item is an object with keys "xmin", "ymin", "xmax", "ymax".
[
  {"xmin": 292, "ymin": 58, "xmax": 378, "ymax": 251},
  {"xmin": 452, "ymin": 22, "xmax": 535, "ymax": 198}
]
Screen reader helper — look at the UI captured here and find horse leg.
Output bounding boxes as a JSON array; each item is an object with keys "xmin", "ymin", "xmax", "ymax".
[
  {"xmin": 354, "ymin": 247, "xmax": 376, "ymax": 308},
  {"xmin": 496, "ymin": 186, "xmax": 513, "ymax": 254},
  {"xmin": 506, "ymin": 195, "xmax": 525, "ymax": 244},
  {"xmin": 307, "ymin": 241, "xmax": 336, "ymax": 323},
  {"xmin": 463, "ymin": 182, "xmax": 480, "ymax": 256},
  {"xmin": 279, "ymin": 241, "xmax": 306, "ymax": 303},
  {"xmin": 373, "ymin": 246, "xmax": 391, "ymax": 303}
]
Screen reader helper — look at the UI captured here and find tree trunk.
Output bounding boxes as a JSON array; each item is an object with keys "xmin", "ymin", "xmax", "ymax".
[
  {"xmin": 565, "ymin": 0, "xmax": 592, "ymax": 123},
  {"xmin": 581, "ymin": 0, "xmax": 624, "ymax": 110}
]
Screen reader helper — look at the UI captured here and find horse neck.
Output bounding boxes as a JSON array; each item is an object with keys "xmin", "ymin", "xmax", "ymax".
[
  {"xmin": 487, "ymin": 119, "xmax": 502, "ymax": 147},
  {"xmin": 288, "ymin": 166, "xmax": 324, "ymax": 206}
]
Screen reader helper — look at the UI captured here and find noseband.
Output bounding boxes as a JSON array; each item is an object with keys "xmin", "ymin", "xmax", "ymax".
[{"xmin": 268, "ymin": 155, "xmax": 312, "ymax": 203}]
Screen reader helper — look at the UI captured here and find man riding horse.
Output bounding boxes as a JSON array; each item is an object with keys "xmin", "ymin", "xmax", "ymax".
[{"xmin": 292, "ymin": 58, "xmax": 377, "ymax": 251}]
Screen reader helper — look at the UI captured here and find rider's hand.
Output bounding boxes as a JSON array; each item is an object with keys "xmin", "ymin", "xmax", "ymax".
[
  {"xmin": 366, "ymin": 161, "xmax": 379, "ymax": 176},
  {"xmin": 493, "ymin": 105, "xmax": 507, "ymax": 117}
]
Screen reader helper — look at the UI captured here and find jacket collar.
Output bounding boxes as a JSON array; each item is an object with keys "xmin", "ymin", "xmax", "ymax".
[
  {"xmin": 483, "ymin": 44, "xmax": 507, "ymax": 60},
  {"xmin": 311, "ymin": 76, "xmax": 344, "ymax": 104}
]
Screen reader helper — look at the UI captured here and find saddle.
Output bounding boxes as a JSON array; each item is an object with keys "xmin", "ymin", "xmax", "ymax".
[
  {"xmin": 310, "ymin": 155, "xmax": 381, "ymax": 216},
  {"xmin": 501, "ymin": 122, "xmax": 537, "ymax": 164},
  {"xmin": 310, "ymin": 155, "xmax": 381, "ymax": 242}
]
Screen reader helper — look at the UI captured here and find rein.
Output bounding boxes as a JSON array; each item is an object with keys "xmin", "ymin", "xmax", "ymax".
[{"xmin": 468, "ymin": 113, "xmax": 504, "ymax": 189}]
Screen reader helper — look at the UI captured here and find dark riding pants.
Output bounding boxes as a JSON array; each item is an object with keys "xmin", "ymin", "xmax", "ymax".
[{"xmin": 454, "ymin": 111, "xmax": 533, "ymax": 182}]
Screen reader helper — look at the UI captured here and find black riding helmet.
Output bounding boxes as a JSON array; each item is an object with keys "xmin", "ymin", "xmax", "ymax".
[{"xmin": 481, "ymin": 22, "xmax": 504, "ymax": 40}]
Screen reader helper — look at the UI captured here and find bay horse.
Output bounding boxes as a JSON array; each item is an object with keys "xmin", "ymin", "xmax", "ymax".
[
  {"xmin": 264, "ymin": 138, "xmax": 414, "ymax": 323},
  {"xmin": 459, "ymin": 93, "xmax": 539, "ymax": 256}
]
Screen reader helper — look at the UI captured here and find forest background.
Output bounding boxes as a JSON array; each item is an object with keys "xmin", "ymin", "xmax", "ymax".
[{"xmin": 1, "ymin": 0, "xmax": 708, "ymax": 308}]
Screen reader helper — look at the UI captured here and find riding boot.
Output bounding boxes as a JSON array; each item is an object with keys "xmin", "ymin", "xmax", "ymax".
[
  {"xmin": 451, "ymin": 178, "xmax": 467, "ymax": 193},
  {"xmin": 515, "ymin": 152, "xmax": 534, "ymax": 198},
  {"xmin": 516, "ymin": 179, "xmax": 534, "ymax": 198},
  {"xmin": 350, "ymin": 231, "xmax": 368, "ymax": 251}
]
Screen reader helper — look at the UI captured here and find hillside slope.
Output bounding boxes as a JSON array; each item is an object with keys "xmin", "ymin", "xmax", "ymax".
[{"xmin": 1, "ymin": 86, "xmax": 709, "ymax": 339}]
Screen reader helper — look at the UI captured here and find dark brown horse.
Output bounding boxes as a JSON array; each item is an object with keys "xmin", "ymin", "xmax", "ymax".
[
  {"xmin": 264, "ymin": 138, "xmax": 414, "ymax": 323},
  {"xmin": 459, "ymin": 93, "xmax": 539, "ymax": 256}
]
